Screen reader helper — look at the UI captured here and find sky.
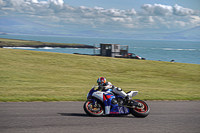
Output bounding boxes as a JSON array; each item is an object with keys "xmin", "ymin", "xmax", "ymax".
[{"xmin": 0, "ymin": 0, "xmax": 200, "ymax": 34}]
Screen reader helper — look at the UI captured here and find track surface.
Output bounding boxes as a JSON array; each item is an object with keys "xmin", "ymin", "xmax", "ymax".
[{"xmin": 0, "ymin": 101, "xmax": 200, "ymax": 133}]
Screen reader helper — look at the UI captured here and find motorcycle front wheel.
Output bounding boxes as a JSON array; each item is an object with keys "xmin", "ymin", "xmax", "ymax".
[
  {"xmin": 83, "ymin": 100, "xmax": 104, "ymax": 116},
  {"xmin": 130, "ymin": 99, "xmax": 150, "ymax": 118}
]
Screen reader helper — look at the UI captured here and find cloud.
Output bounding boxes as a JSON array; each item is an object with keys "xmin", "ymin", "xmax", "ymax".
[
  {"xmin": 0, "ymin": 0, "xmax": 199, "ymax": 32},
  {"xmin": 141, "ymin": 4, "xmax": 173, "ymax": 16},
  {"xmin": 141, "ymin": 4, "xmax": 199, "ymax": 16},
  {"xmin": 173, "ymin": 4, "xmax": 199, "ymax": 16}
]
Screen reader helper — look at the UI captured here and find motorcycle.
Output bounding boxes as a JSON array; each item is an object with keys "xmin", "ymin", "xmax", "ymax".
[{"xmin": 83, "ymin": 85, "xmax": 150, "ymax": 117}]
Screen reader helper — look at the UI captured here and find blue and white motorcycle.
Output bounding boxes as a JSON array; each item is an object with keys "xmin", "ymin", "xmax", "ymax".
[{"xmin": 83, "ymin": 85, "xmax": 150, "ymax": 117}]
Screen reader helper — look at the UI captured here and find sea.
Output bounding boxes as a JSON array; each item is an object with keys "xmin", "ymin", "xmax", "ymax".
[{"xmin": 1, "ymin": 34, "xmax": 200, "ymax": 64}]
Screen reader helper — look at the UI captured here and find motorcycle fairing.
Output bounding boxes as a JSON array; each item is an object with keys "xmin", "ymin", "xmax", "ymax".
[
  {"xmin": 92, "ymin": 91, "xmax": 114, "ymax": 114},
  {"xmin": 110, "ymin": 106, "xmax": 129, "ymax": 114},
  {"xmin": 88, "ymin": 88, "xmax": 130, "ymax": 115},
  {"xmin": 127, "ymin": 91, "xmax": 138, "ymax": 98},
  {"xmin": 87, "ymin": 88, "xmax": 96, "ymax": 99},
  {"xmin": 109, "ymin": 95, "xmax": 130, "ymax": 114},
  {"xmin": 92, "ymin": 91, "xmax": 105, "ymax": 101}
]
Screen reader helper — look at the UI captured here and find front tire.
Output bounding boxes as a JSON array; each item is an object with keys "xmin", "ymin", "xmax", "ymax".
[
  {"xmin": 83, "ymin": 100, "xmax": 104, "ymax": 116},
  {"xmin": 130, "ymin": 99, "xmax": 150, "ymax": 118}
]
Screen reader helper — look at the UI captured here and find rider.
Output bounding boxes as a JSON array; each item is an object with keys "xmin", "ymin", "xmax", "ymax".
[{"xmin": 96, "ymin": 77, "xmax": 132, "ymax": 106}]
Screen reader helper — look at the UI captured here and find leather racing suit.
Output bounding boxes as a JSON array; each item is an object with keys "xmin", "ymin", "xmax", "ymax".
[{"xmin": 97, "ymin": 82, "xmax": 128, "ymax": 98}]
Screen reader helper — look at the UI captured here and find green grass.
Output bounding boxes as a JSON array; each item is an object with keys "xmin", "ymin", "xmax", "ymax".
[
  {"xmin": 0, "ymin": 38, "xmax": 87, "ymax": 47},
  {"xmin": 0, "ymin": 48, "xmax": 200, "ymax": 102}
]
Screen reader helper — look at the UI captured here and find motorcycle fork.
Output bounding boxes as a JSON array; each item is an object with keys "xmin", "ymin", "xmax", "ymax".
[{"xmin": 92, "ymin": 99, "xmax": 98, "ymax": 108}]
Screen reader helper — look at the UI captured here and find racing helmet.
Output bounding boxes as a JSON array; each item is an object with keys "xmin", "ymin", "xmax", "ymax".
[{"xmin": 97, "ymin": 77, "xmax": 106, "ymax": 85}]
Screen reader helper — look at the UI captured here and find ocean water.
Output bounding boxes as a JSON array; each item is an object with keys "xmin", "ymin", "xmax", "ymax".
[{"xmin": 1, "ymin": 34, "xmax": 200, "ymax": 64}]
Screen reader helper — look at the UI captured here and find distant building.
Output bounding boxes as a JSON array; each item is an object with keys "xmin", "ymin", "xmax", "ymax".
[{"xmin": 100, "ymin": 43, "xmax": 128, "ymax": 57}]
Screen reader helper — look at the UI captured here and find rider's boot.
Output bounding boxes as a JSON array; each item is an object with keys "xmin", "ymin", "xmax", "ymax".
[
  {"xmin": 123, "ymin": 96, "xmax": 142, "ymax": 107},
  {"xmin": 113, "ymin": 87, "xmax": 136, "ymax": 107},
  {"xmin": 123, "ymin": 96, "xmax": 134, "ymax": 107}
]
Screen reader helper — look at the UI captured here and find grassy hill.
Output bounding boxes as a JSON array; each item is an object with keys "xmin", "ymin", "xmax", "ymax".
[
  {"xmin": 0, "ymin": 38, "xmax": 92, "ymax": 48},
  {"xmin": 0, "ymin": 48, "xmax": 199, "ymax": 102}
]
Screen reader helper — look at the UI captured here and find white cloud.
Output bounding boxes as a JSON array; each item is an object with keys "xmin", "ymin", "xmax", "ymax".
[
  {"xmin": 141, "ymin": 3, "xmax": 199, "ymax": 16},
  {"xmin": 141, "ymin": 4, "xmax": 173, "ymax": 16},
  {"xmin": 126, "ymin": 9, "xmax": 137, "ymax": 15},
  {"xmin": 0, "ymin": 0, "xmax": 4, "ymax": 5},
  {"xmin": 50, "ymin": 0, "xmax": 64, "ymax": 6},
  {"xmin": 173, "ymin": 4, "xmax": 199, "ymax": 16},
  {"xmin": 0, "ymin": 1, "xmax": 199, "ymax": 32},
  {"xmin": 30, "ymin": 0, "xmax": 39, "ymax": 3}
]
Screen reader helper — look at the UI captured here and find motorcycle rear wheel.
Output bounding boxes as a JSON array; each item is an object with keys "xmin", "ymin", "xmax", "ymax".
[
  {"xmin": 83, "ymin": 100, "xmax": 104, "ymax": 116},
  {"xmin": 130, "ymin": 99, "xmax": 150, "ymax": 118}
]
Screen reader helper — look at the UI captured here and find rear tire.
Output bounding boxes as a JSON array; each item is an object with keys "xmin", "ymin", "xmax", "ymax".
[
  {"xmin": 130, "ymin": 99, "xmax": 150, "ymax": 118},
  {"xmin": 83, "ymin": 100, "xmax": 104, "ymax": 116}
]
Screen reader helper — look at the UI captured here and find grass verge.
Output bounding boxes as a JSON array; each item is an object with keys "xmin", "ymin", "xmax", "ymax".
[
  {"xmin": 0, "ymin": 48, "xmax": 199, "ymax": 102},
  {"xmin": 0, "ymin": 38, "xmax": 89, "ymax": 47}
]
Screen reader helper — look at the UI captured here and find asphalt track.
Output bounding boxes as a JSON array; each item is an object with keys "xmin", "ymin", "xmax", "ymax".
[{"xmin": 0, "ymin": 101, "xmax": 199, "ymax": 133}]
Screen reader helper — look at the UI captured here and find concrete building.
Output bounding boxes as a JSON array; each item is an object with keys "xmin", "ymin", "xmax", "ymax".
[{"xmin": 100, "ymin": 43, "xmax": 128, "ymax": 57}]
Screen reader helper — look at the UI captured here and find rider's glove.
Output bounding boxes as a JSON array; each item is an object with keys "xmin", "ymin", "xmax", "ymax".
[{"xmin": 97, "ymin": 86, "xmax": 104, "ymax": 91}]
